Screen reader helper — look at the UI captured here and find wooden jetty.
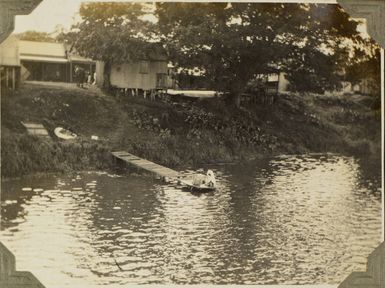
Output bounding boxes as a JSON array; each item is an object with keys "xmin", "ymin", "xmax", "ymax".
[
  {"xmin": 21, "ymin": 122, "xmax": 49, "ymax": 138},
  {"xmin": 111, "ymin": 151, "xmax": 181, "ymax": 181}
]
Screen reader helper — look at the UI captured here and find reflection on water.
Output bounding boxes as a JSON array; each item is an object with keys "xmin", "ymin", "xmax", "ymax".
[{"xmin": 0, "ymin": 154, "xmax": 382, "ymax": 286}]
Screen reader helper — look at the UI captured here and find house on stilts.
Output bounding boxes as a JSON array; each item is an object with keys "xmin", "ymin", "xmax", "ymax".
[
  {"xmin": 95, "ymin": 45, "xmax": 168, "ymax": 97},
  {"xmin": 0, "ymin": 34, "xmax": 95, "ymax": 92}
]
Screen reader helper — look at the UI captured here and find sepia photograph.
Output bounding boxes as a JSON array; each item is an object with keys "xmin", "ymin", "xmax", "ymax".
[{"xmin": 0, "ymin": 0, "xmax": 383, "ymax": 287}]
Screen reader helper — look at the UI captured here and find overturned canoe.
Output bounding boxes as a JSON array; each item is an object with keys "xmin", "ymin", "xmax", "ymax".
[{"xmin": 54, "ymin": 127, "xmax": 77, "ymax": 140}]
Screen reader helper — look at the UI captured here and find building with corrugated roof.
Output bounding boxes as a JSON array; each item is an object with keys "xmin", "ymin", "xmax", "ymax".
[
  {"xmin": 0, "ymin": 35, "xmax": 95, "ymax": 90},
  {"xmin": 19, "ymin": 40, "xmax": 95, "ymax": 83},
  {"xmin": 19, "ymin": 40, "xmax": 69, "ymax": 82},
  {"xmin": 0, "ymin": 35, "xmax": 21, "ymax": 90},
  {"xmin": 95, "ymin": 44, "xmax": 168, "ymax": 93}
]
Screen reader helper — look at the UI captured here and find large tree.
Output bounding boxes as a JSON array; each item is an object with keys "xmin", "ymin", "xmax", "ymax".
[
  {"xmin": 346, "ymin": 39, "xmax": 381, "ymax": 96},
  {"xmin": 156, "ymin": 3, "xmax": 365, "ymax": 106},
  {"xmin": 59, "ymin": 2, "xmax": 158, "ymax": 88}
]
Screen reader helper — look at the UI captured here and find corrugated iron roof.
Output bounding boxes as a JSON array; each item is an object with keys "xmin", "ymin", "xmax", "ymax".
[
  {"xmin": 19, "ymin": 55, "xmax": 68, "ymax": 63},
  {"xmin": 18, "ymin": 40, "xmax": 95, "ymax": 64},
  {"xmin": 19, "ymin": 40, "xmax": 67, "ymax": 58}
]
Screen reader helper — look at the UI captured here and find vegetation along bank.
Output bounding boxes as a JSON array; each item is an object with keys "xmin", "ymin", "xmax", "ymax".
[{"xmin": 1, "ymin": 82, "xmax": 381, "ymax": 178}]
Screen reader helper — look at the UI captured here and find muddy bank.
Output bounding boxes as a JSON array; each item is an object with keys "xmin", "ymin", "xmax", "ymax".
[{"xmin": 1, "ymin": 83, "xmax": 381, "ymax": 178}]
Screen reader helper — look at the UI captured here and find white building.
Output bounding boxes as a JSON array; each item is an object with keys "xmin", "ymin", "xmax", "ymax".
[{"xmin": 0, "ymin": 35, "xmax": 20, "ymax": 90}]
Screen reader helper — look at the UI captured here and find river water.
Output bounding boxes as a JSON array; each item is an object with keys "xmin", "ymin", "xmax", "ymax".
[{"xmin": 0, "ymin": 154, "xmax": 382, "ymax": 286}]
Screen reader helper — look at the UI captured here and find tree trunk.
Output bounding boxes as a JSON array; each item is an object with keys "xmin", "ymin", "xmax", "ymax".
[
  {"xmin": 233, "ymin": 92, "xmax": 241, "ymax": 108},
  {"xmin": 229, "ymin": 81, "xmax": 246, "ymax": 108},
  {"xmin": 103, "ymin": 61, "xmax": 111, "ymax": 90}
]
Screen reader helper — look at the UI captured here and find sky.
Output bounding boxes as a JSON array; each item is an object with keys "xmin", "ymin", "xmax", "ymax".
[
  {"xmin": 14, "ymin": 0, "xmax": 159, "ymax": 34},
  {"xmin": 14, "ymin": 0, "xmax": 367, "ymax": 36},
  {"xmin": 14, "ymin": 0, "xmax": 82, "ymax": 33}
]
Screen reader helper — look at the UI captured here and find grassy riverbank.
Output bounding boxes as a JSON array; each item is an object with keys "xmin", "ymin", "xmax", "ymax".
[{"xmin": 1, "ymin": 82, "xmax": 381, "ymax": 178}]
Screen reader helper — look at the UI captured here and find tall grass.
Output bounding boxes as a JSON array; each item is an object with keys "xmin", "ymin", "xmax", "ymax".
[
  {"xmin": 1, "ymin": 133, "xmax": 113, "ymax": 178},
  {"xmin": 2, "ymin": 84, "xmax": 381, "ymax": 178}
]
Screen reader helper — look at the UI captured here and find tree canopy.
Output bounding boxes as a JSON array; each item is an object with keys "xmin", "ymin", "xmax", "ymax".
[
  {"xmin": 59, "ymin": 2, "xmax": 158, "ymax": 63},
  {"xmin": 346, "ymin": 40, "xmax": 381, "ymax": 100},
  {"xmin": 156, "ymin": 3, "xmax": 372, "ymax": 104},
  {"xmin": 61, "ymin": 2, "xmax": 380, "ymax": 105}
]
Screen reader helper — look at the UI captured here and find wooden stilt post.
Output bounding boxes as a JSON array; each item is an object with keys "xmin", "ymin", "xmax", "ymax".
[
  {"xmin": 12, "ymin": 67, "xmax": 15, "ymax": 90},
  {"xmin": 5, "ymin": 67, "xmax": 9, "ymax": 88},
  {"xmin": 70, "ymin": 62, "xmax": 72, "ymax": 82}
]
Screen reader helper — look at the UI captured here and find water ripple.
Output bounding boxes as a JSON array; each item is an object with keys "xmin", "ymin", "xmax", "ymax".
[{"xmin": 0, "ymin": 154, "xmax": 382, "ymax": 286}]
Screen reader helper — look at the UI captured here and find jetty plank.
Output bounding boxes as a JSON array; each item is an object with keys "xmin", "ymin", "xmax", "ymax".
[
  {"xmin": 21, "ymin": 122, "xmax": 50, "ymax": 137},
  {"xmin": 112, "ymin": 151, "xmax": 180, "ymax": 179},
  {"xmin": 22, "ymin": 123, "xmax": 45, "ymax": 129},
  {"xmin": 29, "ymin": 128, "xmax": 49, "ymax": 136}
]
